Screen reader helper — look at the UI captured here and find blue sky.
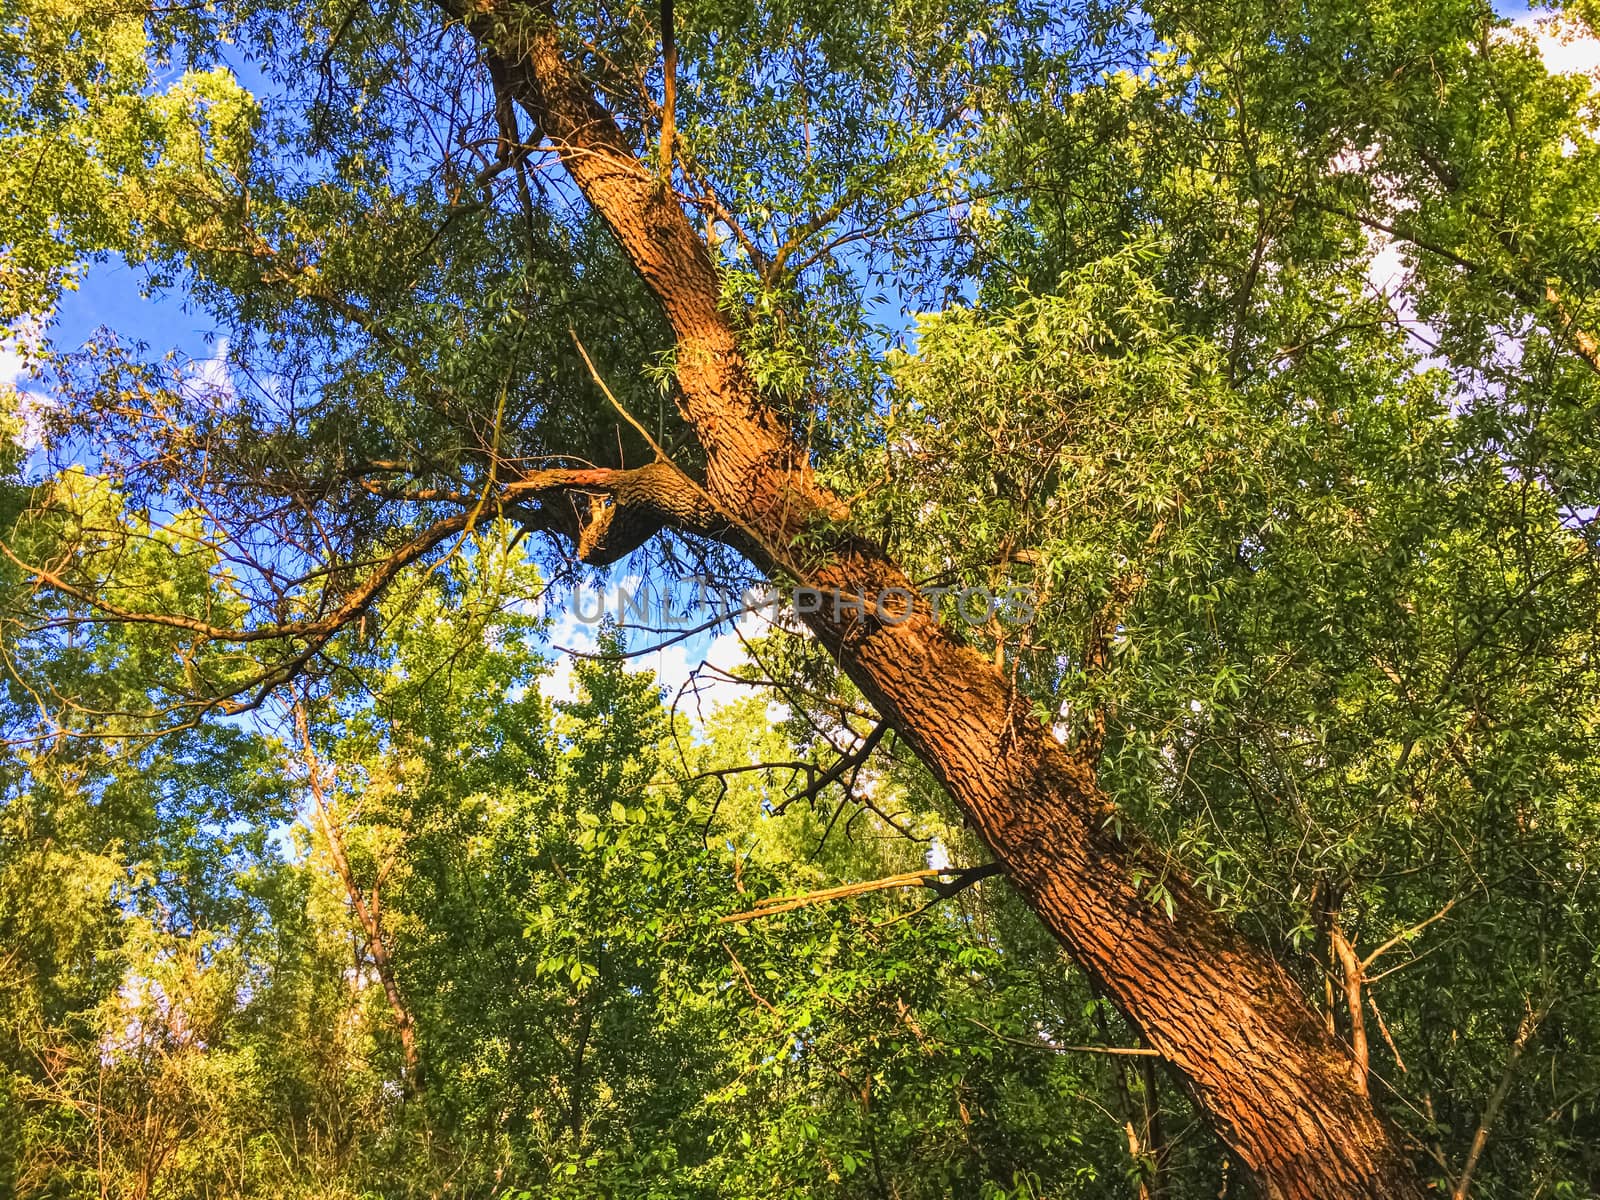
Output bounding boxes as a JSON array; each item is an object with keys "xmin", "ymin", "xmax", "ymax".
[
  {"xmin": 41, "ymin": 0, "xmax": 1572, "ymax": 354},
  {"xmin": 18, "ymin": 0, "xmax": 1598, "ymax": 712}
]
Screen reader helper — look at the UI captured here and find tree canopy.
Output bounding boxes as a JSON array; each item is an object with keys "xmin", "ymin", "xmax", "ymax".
[{"xmin": 4, "ymin": 0, "xmax": 1600, "ymax": 1196}]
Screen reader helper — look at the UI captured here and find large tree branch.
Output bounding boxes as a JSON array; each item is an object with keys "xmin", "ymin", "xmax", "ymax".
[
  {"xmin": 1330, "ymin": 922, "xmax": 1370, "ymax": 1097},
  {"xmin": 443, "ymin": 0, "xmax": 829, "ymax": 530},
  {"xmin": 3, "ymin": 459, "xmax": 731, "ymax": 724}
]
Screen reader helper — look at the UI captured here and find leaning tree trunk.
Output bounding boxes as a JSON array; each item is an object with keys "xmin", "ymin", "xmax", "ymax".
[{"xmin": 445, "ymin": 5, "xmax": 1430, "ymax": 1195}]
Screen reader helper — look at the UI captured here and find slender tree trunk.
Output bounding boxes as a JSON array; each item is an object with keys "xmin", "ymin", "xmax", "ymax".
[
  {"xmin": 1098, "ymin": 998, "xmax": 1159, "ymax": 1200},
  {"xmin": 568, "ymin": 995, "xmax": 594, "ymax": 1143},
  {"xmin": 294, "ymin": 702, "xmax": 422, "ymax": 1089},
  {"xmin": 1331, "ymin": 922, "xmax": 1370, "ymax": 1095},
  {"xmin": 1140, "ymin": 1051, "xmax": 1167, "ymax": 1199},
  {"xmin": 1452, "ymin": 1003, "xmax": 1546, "ymax": 1200},
  {"xmin": 442, "ymin": 6, "xmax": 1431, "ymax": 1195}
]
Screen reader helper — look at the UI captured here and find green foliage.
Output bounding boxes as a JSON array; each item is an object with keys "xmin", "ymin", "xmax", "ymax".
[{"xmin": 6, "ymin": 0, "xmax": 1600, "ymax": 1194}]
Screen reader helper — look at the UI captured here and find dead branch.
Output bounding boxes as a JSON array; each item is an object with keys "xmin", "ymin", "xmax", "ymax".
[{"xmin": 719, "ymin": 862, "xmax": 1002, "ymax": 924}]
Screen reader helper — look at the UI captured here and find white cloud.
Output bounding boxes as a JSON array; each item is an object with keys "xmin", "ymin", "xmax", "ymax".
[
  {"xmin": 1359, "ymin": 211, "xmax": 1445, "ymax": 362},
  {"xmin": 1328, "ymin": 143, "xmax": 1379, "ymax": 175},
  {"xmin": 537, "ymin": 574, "xmax": 643, "ymax": 706},
  {"xmin": 648, "ymin": 605, "xmax": 778, "ymax": 721},
  {"xmin": 539, "ymin": 576, "xmax": 794, "ymax": 721},
  {"xmin": 2, "ymin": 321, "xmax": 51, "ymax": 451},
  {"xmin": 1514, "ymin": 13, "xmax": 1600, "ymax": 80},
  {"xmin": 0, "ymin": 342, "xmax": 24, "ymax": 388},
  {"xmin": 1366, "ymin": 236, "xmax": 1408, "ymax": 297},
  {"xmin": 178, "ymin": 338, "xmax": 235, "ymax": 404},
  {"xmin": 537, "ymin": 631, "xmax": 586, "ymax": 707}
]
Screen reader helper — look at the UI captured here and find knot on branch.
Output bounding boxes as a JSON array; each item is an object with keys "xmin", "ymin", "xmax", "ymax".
[{"xmin": 530, "ymin": 460, "xmax": 730, "ymax": 566}]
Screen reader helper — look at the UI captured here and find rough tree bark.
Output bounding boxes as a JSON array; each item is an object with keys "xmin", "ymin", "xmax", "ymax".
[{"xmin": 433, "ymin": 4, "xmax": 1433, "ymax": 1195}]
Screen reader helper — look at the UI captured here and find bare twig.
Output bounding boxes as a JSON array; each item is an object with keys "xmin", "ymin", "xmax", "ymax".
[
  {"xmin": 966, "ymin": 1017, "xmax": 1163, "ymax": 1059},
  {"xmin": 719, "ymin": 939, "xmax": 776, "ymax": 1013},
  {"xmin": 719, "ymin": 863, "xmax": 1001, "ymax": 924},
  {"xmin": 1361, "ymin": 899, "xmax": 1459, "ymax": 973}
]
